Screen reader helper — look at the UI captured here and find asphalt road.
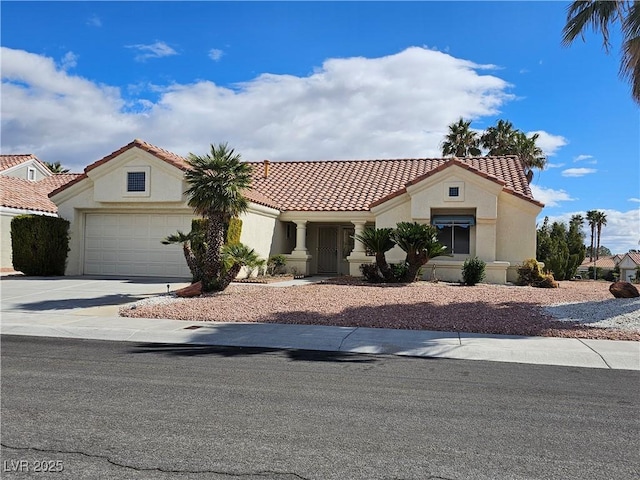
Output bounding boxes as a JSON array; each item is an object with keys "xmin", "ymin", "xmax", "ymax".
[{"xmin": 1, "ymin": 335, "xmax": 638, "ymax": 480}]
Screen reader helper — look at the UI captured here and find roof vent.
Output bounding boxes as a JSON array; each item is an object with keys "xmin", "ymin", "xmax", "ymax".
[{"xmin": 263, "ymin": 159, "xmax": 270, "ymax": 178}]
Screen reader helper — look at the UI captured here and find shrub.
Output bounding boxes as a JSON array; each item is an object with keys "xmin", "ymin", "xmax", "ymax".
[
  {"xmin": 267, "ymin": 254, "xmax": 287, "ymax": 275},
  {"xmin": 516, "ymin": 258, "xmax": 545, "ymax": 286},
  {"xmin": 389, "ymin": 263, "xmax": 409, "ymax": 282},
  {"xmin": 226, "ymin": 217, "xmax": 243, "ymax": 245},
  {"xmin": 533, "ymin": 273, "xmax": 559, "ymax": 288},
  {"xmin": 462, "ymin": 257, "xmax": 486, "ymax": 286},
  {"xmin": 11, "ymin": 215, "xmax": 69, "ymax": 275},
  {"xmin": 360, "ymin": 263, "xmax": 383, "ymax": 282}
]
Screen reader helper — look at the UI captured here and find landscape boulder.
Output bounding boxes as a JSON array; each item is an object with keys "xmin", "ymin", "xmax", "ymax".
[
  {"xmin": 609, "ymin": 282, "xmax": 639, "ymax": 299},
  {"xmin": 175, "ymin": 281, "xmax": 202, "ymax": 298}
]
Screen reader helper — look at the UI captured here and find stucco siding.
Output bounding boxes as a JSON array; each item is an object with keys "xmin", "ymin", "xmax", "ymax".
[
  {"xmin": 239, "ymin": 207, "xmax": 278, "ymax": 262},
  {"xmin": 1, "ymin": 212, "xmax": 14, "ymax": 268}
]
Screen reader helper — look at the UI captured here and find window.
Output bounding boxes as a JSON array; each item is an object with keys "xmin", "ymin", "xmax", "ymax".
[
  {"xmin": 432, "ymin": 215, "xmax": 475, "ymax": 255},
  {"xmin": 27, "ymin": 167, "xmax": 36, "ymax": 181},
  {"xmin": 448, "ymin": 186, "xmax": 459, "ymax": 197},
  {"xmin": 444, "ymin": 181, "xmax": 464, "ymax": 201},
  {"xmin": 127, "ymin": 171, "xmax": 146, "ymax": 192}
]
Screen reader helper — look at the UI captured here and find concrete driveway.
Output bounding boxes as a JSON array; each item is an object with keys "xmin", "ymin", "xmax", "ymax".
[{"xmin": 1, "ymin": 275, "xmax": 190, "ymax": 318}]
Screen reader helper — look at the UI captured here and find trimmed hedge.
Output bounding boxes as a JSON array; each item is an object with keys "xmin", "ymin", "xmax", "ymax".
[
  {"xmin": 11, "ymin": 215, "xmax": 70, "ymax": 275},
  {"xmin": 226, "ymin": 217, "xmax": 242, "ymax": 245}
]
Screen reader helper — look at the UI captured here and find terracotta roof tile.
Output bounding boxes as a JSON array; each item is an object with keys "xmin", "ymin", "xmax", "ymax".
[
  {"xmin": 0, "ymin": 154, "xmax": 50, "ymax": 173},
  {"xmin": 625, "ymin": 252, "xmax": 640, "ymax": 265},
  {"xmin": 48, "ymin": 140, "xmax": 543, "ymax": 212},
  {"xmin": 1, "ymin": 174, "xmax": 82, "ymax": 213},
  {"xmin": 579, "ymin": 256, "xmax": 617, "ymax": 269},
  {"xmin": 249, "ymin": 156, "xmax": 542, "ymax": 211}
]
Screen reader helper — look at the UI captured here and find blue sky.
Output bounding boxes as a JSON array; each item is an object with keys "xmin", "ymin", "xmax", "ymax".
[{"xmin": 2, "ymin": 1, "xmax": 639, "ymax": 253}]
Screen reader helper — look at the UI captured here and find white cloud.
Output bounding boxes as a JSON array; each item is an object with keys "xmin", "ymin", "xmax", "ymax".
[
  {"xmin": 1, "ymin": 46, "xmax": 515, "ymax": 171},
  {"xmin": 209, "ymin": 49, "xmax": 224, "ymax": 61},
  {"xmin": 629, "ymin": 198, "xmax": 640, "ymax": 203},
  {"xmin": 126, "ymin": 41, "xmax": 177, "ymax": 62},
  {"xmin": 573, "ymin": 154, "xmax": 593, "ymax": 162},
  {"xmin": 530, "ymin": 185, "xmax": 574, "ymax": 207},
  {"xmin": 527, "ymin": 130, "xmax": 567, "ymax": 156},
  {"xmin": 542, "ymin": 209, "xmax": 640, "ymax": 254},
  {"xmin": 561, "ymin": 168, "xmax": 597, "ymax": 177},
  {"xmin": 546, "ymin": 162, "xmax": 565, "ymax": 169},
  {"xmin": 86, "ymin": 15, "xmax": 101, "ymax": 27},
  {"xmin": 59, "ymin": 51, "xmax": 78, "ymax": 71}
]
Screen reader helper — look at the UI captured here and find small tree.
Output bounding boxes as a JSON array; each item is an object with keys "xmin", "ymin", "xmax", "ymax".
[
  {"xmin": 392, "ymin": 222, "xmax": 447, "ymax": 282},
  {"xmin": 353, "ymin": 227, "xmax": 396, "ymax": 282}
]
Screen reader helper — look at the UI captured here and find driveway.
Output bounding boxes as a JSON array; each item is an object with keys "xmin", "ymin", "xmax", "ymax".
[{"xmin": 0, "ymin": 275, "xmax": 190, "ymax": 318}]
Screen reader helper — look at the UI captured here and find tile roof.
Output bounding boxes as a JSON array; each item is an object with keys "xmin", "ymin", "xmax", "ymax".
[
  {"xmin": 1, "ymin": 174, "xmax": 83, "ymax": 213},
  {"xmin": 579, "ymin": 256, "xmax": 618, "ymax": 269},
  {"xmin": 248, "ymin": 156, "xmax": 542, "ymax": 211},
  {"xmin": 0, "ymin": 154, "xmax": 50, "ymax": 173},
  {"xmin": 48, "ymin": 139, "xmax": 543, "ymax": 212},
  {"xmin": 624, "ymin": 252, "xmax": 640, "ymax": 265}
]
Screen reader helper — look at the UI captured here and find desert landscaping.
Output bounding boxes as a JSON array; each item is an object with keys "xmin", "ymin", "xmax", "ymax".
[{"xmin": 121, "ymin": 279, "xmax": 640, "ymax": 341}]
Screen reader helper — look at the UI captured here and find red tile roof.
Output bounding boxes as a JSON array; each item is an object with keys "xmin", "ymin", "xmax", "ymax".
[
  {"xmin": 48, "ymin": 139, "xmax": 543, "ymax": 211},
  {"xmin": 1, "ymin": 174, "xmax": 83, "ymax": 213},
  {"xmin": 625, "ymin": 252, "xmax": 640, "ymax": 265},
  {"xmin": 0, "ymin": 154, "xmax": 50, "ymax": 173},
  {"xmin": 248, "ymin": 156, "xmax": 542, "ymax": 211},
  {"xmin": 579, "ymin": 256, "xmax": 618, "ymax": 269}
]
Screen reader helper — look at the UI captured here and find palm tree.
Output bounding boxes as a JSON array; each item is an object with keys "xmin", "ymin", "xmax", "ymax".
[
  {"xmin": 185, "ymin": 143, "xmax": 252, "ymax": 292},
  {"xmin": 392, "ymin": 222, "xmax": 447, "ymax": 282},
  {"xmin": 44, "ymin": 161, "xmax": 69, "ymax": 173},
  {"xmin": 586, "ymin": 210, "xmax": 598, "ymax": 262},
  {"xmin": 562, "ymin": 1, "xmax": 640, "ymax": 104},
  {"xmin": 480, "ymin": 119, "xmax": 518, "ymax": 155},
  {"xmin": 441, "ymin": 118, "xmax": 481, "ymax": 157},
  {"xmin": 219, "ymin": 244, "xmax": 262, "ymax": 290},
  {"xmin": 513, "ymin": 132, "xmax": 547, "ymax": 182},
  {"xmin": 161, "ymin": 230, "xmax": 203, "ymax": 283},
  {"xmin": 353, "ymin": 228, "xmax": 396, "ymax": 282},
  {"xmin": 594, "ymin": 211, "xmax": 608, "ymax": 260}
]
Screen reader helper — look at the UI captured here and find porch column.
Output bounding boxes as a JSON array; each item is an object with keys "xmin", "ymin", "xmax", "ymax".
[
  {"xmin": 293, "ymin": 220, "xmax": 308, "ymax": 254},
  {"xmin": 347, "ymin": 220, "xmax": 374, "ymax": 276},
  {"xmin": 351, "ymin": 220, "xmax": 367, "ymax": 254},
  {"xmin": 285, "ymin": 220, "xmax": 312, "ymax": 276}
]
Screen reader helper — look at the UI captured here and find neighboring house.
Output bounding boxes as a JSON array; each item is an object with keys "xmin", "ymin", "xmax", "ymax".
[
  {"xmin": 577, "ymin": 256, "xmax": 617, "ymax": 278},
  {"xmin": 0, "ymin": 155, "xmax": 81, "ymax": 269},
  {"xmin": 49, "ymin": 139, "xmax": 543, "ymax": 283},
  {"xmin": 618, "ymin": 252, "xmax": 640, "ymax": 282}
]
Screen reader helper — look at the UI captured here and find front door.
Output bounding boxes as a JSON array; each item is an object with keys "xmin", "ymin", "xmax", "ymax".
[{"xmin": 317, "ymin": 227, "xmax": 338, "ymax": 274}]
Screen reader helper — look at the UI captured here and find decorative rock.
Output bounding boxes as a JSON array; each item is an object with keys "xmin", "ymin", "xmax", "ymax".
[
  {"xmin": 175, "ymin": 281, "xmax": 202, "ymax": 298},
  {"xmin": 609, "ymin": 281, "xmax": 640, "ymax": 298}
]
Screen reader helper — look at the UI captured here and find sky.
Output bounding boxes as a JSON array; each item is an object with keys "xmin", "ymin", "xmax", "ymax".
[{"xmin": 1, "ymin": 1, "xmax": 639, "ymax": 254}]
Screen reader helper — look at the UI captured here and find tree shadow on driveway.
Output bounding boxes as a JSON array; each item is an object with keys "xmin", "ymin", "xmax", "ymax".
[
  {"xmin": 129, "ymin": 343, "xmax": 381, "ymax": 364},
  {"xmin": 12, "ymin": 294, "xmax": 149, "ymax": 311}
]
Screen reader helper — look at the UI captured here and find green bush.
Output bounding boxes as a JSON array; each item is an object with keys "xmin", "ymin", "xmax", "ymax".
[
  {"xmin": 11, "ymin": 215, "xmax": 69, "ymax": 275},
  {"xmin": 360, "ymin": 263, "xmax": 383, "ymax": 282},
  {"xmin": 462, "ymin": 257, "xmax": 486, "ymax": 286},
  {"xmin": 389, "ymin": 263, "xmax": 409, "ymax": 281},
  {"xmin": 267, "ymin": 254, "xmax": 287, "ymax": 275}
]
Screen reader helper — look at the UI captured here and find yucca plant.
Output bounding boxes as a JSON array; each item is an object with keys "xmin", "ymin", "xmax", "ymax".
[{"xmin": 217, "ymin": 244, "xmax": 263, "ymax": 291}]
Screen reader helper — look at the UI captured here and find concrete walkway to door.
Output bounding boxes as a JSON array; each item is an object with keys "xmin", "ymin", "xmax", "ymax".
[{"xmin": 1, "ymin": 275, "xmax": 638, "ymax": 370}]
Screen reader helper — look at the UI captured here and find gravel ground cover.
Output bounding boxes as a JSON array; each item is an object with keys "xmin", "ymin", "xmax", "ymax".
[{"xmin": 120, "ymin": 279, "xmax": 640, "ymax": 341}]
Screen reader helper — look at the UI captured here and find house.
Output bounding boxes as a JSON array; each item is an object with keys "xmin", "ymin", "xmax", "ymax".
[
  {"xmin": 577, "ymin": 256, "xmax": 618, "ymax": 278},
  {"xmin": 0, "ymin": 155, "xmax": 81, "ymax": 270},
  {"xmin": 617, "ymin": 252, "xmax": 640, "ymax": 282},
  {"xmin": 48, "ymin": 139, "xmax": 543, "ymax": 283}
]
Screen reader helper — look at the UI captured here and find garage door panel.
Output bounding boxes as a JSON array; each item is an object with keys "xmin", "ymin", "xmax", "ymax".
[{"xmin": 84, "ymin": 213, "xmax": 193, "ymax": 277}]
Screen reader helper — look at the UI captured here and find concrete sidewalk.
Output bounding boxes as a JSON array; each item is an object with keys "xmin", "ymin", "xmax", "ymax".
[{"xmin": 1, "ymin": 276, "xmax": 639, "ymax": 370}]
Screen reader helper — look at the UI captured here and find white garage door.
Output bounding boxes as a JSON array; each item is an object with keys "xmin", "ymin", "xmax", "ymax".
[{"xmin": 84, "ymin": 213, "xmax": 194, "ymax": 277}]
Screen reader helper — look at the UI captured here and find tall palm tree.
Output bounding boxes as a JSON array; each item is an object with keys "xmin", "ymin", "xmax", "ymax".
[
  {"xmin": 594, "ymin": 211, "xmax": 608, "ymax": 259},
  {"xmin": 480, "ymin": 119, "xmax": 518, "ymax": 155},
  {"xmin": 586, "ymin": 210, "xmax": 598, "ymax": 262},
  {"xmin": 562, "ymin": 0, "xmax": 640, "ymax": 104},
  {"xmin": 513, "ymin": 132, "xmax": 547, "ymax": 182},
  {"xmin": 441, "ymin": 118, "xmax": 481, "ymax": 157},
  {"xmin": 43, "ymin": 161, "xmax": 69, "ymax": 173},
  {"xmin": 185, "ymin": 143, "xmax": 252, "ymax": 292}
]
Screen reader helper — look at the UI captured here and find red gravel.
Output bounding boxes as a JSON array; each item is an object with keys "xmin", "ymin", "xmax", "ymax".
[{"xmin": 121, "ymin": 279, "xmax": 640, "ymax": 341}]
